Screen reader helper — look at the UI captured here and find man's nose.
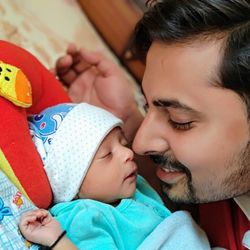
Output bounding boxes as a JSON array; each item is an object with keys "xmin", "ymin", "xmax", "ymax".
[{"xmin": 132, "ymin": 112, "xmax": 169, "ymax": 155}]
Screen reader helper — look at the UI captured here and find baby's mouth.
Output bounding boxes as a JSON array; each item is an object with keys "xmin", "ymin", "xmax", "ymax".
[{"xmin": 124, "ymin": 169, "xmax": 137, "ymax": 181}]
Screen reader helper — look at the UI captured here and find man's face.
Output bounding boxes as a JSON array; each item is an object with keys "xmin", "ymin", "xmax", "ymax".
[{"xmin": 133, "ymin": 41, "xmax": 250, "ymax": 203}]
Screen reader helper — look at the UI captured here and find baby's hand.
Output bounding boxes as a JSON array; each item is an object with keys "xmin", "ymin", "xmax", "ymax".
[{"xmin": 19, "ymin": 209, "xmax": 63, "ymax": 247}]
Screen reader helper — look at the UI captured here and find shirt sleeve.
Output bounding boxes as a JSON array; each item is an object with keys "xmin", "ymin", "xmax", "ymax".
[{"xmin": 51, "ymin": 201, "xmax": 119, "ymax": 250}]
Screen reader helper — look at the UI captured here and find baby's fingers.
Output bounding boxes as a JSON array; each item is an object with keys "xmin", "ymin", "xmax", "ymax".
[
  {"xmin": 19, "ymin": 214, "xmax": 38, "ymax": 232},
  {"xmin": 20, "ymin": 209, "xmax": 49, "ymax": 225}
]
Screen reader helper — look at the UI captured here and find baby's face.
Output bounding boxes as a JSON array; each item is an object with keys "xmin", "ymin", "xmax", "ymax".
[{"xmin": 78, "ymin": 128, "xmax": 138, "ymax": 204}]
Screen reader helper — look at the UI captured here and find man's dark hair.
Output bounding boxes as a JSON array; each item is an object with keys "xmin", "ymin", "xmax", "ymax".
[{"xmin": 133, "ymin": 0, "xmax": 250, "ymax": 116}]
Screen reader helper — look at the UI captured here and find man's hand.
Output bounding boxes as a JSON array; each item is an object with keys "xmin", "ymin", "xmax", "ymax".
[
  {"xmin": 55, "ymin": 44, "xmax": 138, "ymax": 122},
  {"xmin": 55, "ymin": 44, "xmax": 144, "ymax": 140}
]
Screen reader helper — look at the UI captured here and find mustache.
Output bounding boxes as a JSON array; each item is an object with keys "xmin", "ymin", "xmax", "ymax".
[
  {"xmin": 149, "ymin": 155, "xmax": 188, "ymax": 172},
  {"xmin": 150, "ymin": 154, "xmax": 194, "ymax": 201}
]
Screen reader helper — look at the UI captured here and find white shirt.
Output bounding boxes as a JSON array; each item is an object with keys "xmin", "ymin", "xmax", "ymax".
[{"xmin": 234, "ymin": 193, "xmax": 250, "ymax": 249}]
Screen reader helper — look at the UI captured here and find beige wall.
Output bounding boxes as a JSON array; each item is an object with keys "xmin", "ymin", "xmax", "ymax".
[{"xmin": 0, "ymin": 0, "xmax": 113, "ymax": 68}]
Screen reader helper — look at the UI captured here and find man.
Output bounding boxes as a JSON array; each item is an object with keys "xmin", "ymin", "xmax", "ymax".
[{"xmin": 56, "ymin": 1, "xmax": 250, "ymax": 249}]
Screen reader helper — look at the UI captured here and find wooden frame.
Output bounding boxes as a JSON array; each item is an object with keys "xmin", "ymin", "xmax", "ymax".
[{"xmin": 77, "ymin": 0, "xmax": 145, "ymax": 82}]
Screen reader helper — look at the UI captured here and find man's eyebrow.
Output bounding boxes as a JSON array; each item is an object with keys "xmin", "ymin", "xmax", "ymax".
[{"xmin": 153, "ymin": 99, "xmax": 201, "ymax": 115}]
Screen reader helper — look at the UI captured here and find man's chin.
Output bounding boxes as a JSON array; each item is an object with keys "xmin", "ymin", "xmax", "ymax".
[
  {"xmin": 161, "ymin": 180, "xmax": 197, "ymax": 204},
  {"xmin": 162, "ymin": 183, "xmax": 230, "ymax": 204}
]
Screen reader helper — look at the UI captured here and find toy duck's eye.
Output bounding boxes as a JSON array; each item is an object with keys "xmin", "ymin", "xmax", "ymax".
[{"xmin": 34, "ymin": 114, "xmax": 44, "ymax": 121}]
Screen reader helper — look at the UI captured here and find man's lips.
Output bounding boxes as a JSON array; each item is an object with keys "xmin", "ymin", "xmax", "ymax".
[{"xmin": 156, "ymin": 166, "xmax": 185, "ymax": 184}]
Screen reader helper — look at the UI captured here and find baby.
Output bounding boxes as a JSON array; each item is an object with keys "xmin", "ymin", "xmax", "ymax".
[{"xmin": 19, "ymin": 103, "xmax": 210, "ymax": 249}]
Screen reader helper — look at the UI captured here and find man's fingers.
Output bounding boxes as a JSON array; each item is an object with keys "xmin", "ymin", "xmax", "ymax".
[
  {"xmin": 73, "ymin": 57, "xmax": 92, "ymax": 74},
  {"xmin": 57, "ymin": 49, "xmax": 92, "ymax": 76},
  {"xmin": 66, "ymin": 43, "xmax": 78, "ymax": 55},
  {"xmin": 67, "ymin": 67, "xmax": 97, "ymax": 103},
  {"xmin": 59, "ymin": 70, "xmax": 78, "ymax": 86},
  {"xmin": 56, "ymin": 55, "xmax": 73, "ymax": 74},
  {"xmin": 79, "ymin": 48, "xmax": 117, "ymax": 76}
]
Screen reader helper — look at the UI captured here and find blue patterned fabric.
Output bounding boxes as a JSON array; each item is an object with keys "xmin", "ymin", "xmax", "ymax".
[
  {"xmin": 28, "ymin": 103, "xmax": 75, "ymax": 145},
  {"xmin": 0, "ymin": 170, "xmax": 39, "ymax": 250}
]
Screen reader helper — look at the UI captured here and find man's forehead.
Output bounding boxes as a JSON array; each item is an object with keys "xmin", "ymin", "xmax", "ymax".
[
  {"xmin": 142, "ymin": 41, "xmax": 223, "ymax": 103},
  {"xmin": 145, "ymin": 40, "xmax": 223, "ymax": 80}
]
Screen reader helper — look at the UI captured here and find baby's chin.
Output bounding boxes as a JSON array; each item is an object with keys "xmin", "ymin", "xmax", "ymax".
[{"xmin": 125, "ymin": 182, "xmax": 137, "ymax": 198}]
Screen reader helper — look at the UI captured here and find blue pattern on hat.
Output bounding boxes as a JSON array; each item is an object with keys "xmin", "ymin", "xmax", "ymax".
[{"xmin": 28, "ymin": 104, "xmax": 75, "ymax": 144}]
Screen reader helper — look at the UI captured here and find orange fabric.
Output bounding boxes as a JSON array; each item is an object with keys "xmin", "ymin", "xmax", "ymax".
[{"xmin": 15, "ymin": 69, "xmax": 32, "ymax": 106}]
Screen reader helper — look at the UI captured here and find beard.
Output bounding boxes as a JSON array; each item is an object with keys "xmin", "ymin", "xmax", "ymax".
[
  {"xmin": 150, "ymin": 140, "xmax": 250, "ymax": 204},
  {"xmin": 221, "ymin": 140, "xmax": 250, "ymax": 199},
  {"xmin": 150, "ymin": 154, "xmax": 198, "ymax": 203}
]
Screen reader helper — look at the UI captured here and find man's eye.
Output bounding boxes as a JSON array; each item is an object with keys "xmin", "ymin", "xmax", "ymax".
[{"xmin": 169, "ymin": 120, "xmax": 193, "ymax": 131}]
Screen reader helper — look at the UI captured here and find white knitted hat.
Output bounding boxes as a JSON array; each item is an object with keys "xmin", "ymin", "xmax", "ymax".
[{"xmin": 29, "ymin": 103, "xmax": 122, "ymax": 203}]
